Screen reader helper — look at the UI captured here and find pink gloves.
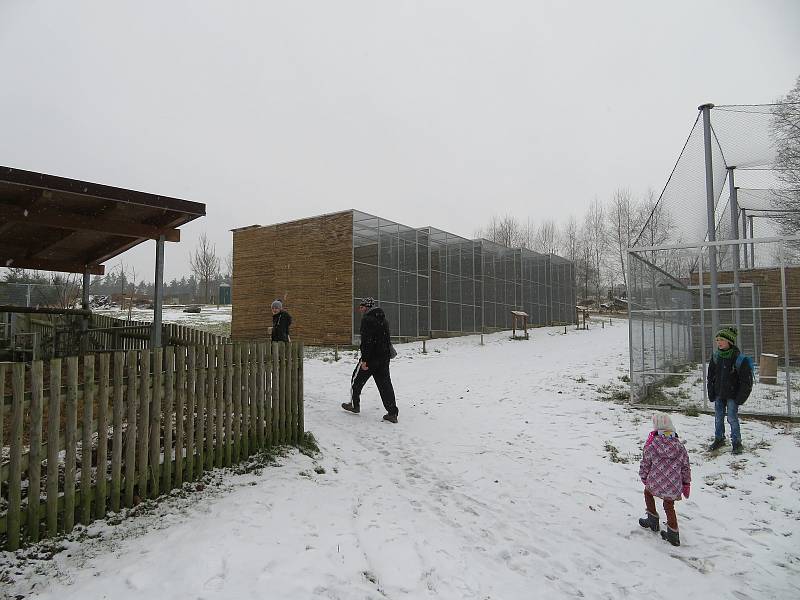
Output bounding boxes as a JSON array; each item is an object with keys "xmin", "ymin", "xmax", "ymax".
[{"xmin": 682, "ymin": 484, "xmax": 691, "ymax": 499}]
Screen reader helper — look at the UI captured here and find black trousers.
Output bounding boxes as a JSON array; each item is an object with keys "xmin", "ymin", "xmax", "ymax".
[{"xmin": 351, "ymin": 359, "xmax": 398, "ymax": 416}]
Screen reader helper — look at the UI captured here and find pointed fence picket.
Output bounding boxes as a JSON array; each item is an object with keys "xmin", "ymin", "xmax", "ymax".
[{"xmin": 0, "ymin": 340, "xmax": 302, "ymax": 549}]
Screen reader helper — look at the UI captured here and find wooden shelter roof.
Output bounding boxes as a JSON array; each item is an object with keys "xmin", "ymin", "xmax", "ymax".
[{"xmin": 0, "ymin": 166, "xmax": 205, "ymax": 275}]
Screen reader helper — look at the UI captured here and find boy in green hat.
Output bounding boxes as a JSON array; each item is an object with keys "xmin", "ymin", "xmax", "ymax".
[{"xmin": 707, "ymin": 327, "xmax": 753, "ymax": 454}]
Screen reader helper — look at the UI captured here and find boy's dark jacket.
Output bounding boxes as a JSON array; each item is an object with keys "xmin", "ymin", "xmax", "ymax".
[
  {"xmin": 271, "ymin": 311, "xmax": 292, "ymax": 343},
  {"xmin": 707, "ymin": 346, "xmax": 753, "ymax": 405},
  {"xmin": 359, "ymin": 307, "xmax": 391, "ymax": 364}
]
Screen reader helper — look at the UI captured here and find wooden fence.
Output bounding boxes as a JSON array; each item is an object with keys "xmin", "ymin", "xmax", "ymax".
[
  {"xmin": 0, "ymin": 340, "xmax": 303, "ymax": 550},
  {"xmin": 89, "ymin": 314, "xmax": 230, "ymax": 351}
]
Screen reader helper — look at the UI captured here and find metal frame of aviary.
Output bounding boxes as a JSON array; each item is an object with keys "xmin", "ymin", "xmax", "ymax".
[{"xmin": 351, "ymin": 210, "xmax": 576, "ymax": 342}]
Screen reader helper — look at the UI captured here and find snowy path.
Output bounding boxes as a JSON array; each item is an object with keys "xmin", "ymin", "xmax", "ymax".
[{"xmin": 3, "ymin": 324, "xmax": 799, "ymax": 599}]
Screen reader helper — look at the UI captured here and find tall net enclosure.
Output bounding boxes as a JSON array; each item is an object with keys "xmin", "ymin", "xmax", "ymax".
[
  {"xmin": 630, "ymin": 101, "xmax": 799, "ymax": 417},
  {"xmin": 629, "ymin": 238, "xmax": 799, "ymax": 417}
]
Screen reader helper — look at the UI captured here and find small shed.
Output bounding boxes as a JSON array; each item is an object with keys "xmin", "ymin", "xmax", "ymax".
[{"xmin": 511, "ymin": 310, "xmax": 529, "ymax": 340}]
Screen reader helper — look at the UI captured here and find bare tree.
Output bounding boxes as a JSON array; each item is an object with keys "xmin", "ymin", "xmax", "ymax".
[
  {"xmin": 190, "ymin": 232, "xmax": 221, "ymax": 303},
  {"xmin": 607, "ymin": 188, "xmax": 639, "ymax": 292},
  {"xmin": 586, "ymin": 199, "xmax": 606, "ymax": 304},
  {"xmin": 771, "ymin": 75, "xmax": 800, "ymax": 257},
  {"xmin": 533, "ymin": 219, "xmax": 560, "ymax": 255},
  {"xmin": 477, "ymin": 214, "xmax": 526, "ymax": 248},
  {"xmin": 559, "ymin": 215, "xmax": 579, "ymax": 264},
  {"xmin": 224, "ymin": 250, "xmax": 234, "ymax": 283}
]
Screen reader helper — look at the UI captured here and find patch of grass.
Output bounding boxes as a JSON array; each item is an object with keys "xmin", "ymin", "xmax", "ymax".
[
  {"xmin": 752, "ymin": 439, "xmax": 771, "ymax": 450},
  {"xmin": 576, "ymin": 376, "xmax": 587, "ymax": 383},
  {"xmin": 684, "ymin": 407, "xmax": 700, "ymax": 417},
  {"xmin": 603, "ymin": 441, "xmax": 630, "ymax": 464},
  {"xmin": 619, "ymin": 374, "xmax": 631, "ymax": 383},
  {"xmin": 298, "ymin": 431, "xmax": 321, "ymax": 458},
  {"xmin": 597, "ymin": 384, "xmax": 630, "ymax": 403},
  {"xmin": 313, "ymin": 465, "xmax": 326, "ymax": 475}
]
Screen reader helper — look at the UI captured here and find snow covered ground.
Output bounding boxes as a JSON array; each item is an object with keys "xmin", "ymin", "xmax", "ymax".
[
  {"xmin": 2, "ymin": 323, "xmax": 799, "ymax": 599},
  {"xmin": 94, "ymin": 305, "xmax": 232, "ymax": 335}
]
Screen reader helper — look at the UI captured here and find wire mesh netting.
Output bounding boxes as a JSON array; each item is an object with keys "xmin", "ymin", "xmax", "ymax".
[
  {"xmin": 629, "ymin": 238, "xmax": 800, "ymax": 417},
  {"xmin": 635, "ymin": 103, "xmax": 800, "ymax": 253}
]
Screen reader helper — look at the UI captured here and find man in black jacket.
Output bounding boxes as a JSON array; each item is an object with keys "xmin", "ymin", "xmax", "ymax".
[
  {"xmin": 707, "ymin": 327, "xmax": 753, "ymax": 455},
  {"xmin": 341, "ymin": 297, "xmax": 399, "ymax": 423}
]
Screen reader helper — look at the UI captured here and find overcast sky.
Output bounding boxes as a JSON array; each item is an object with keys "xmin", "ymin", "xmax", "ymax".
[{"xmin": 1, "ymin": 0, "xmax": 798, "ymax": 282}]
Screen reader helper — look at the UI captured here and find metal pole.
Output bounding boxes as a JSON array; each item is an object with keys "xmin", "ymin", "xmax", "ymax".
[
  {"xmin": 779, "ymin": 244, "xmax": 791, "ymax": 416},
  {"xmin": 627, "ymin": 252, "xmax": 635, "ymax": 401},
  {"xmin": 698, "ymin": 249, "xmax": 708, "ymax": 403},
  {"xmin": 740, "ymin": 208, "xmax": 749, "ymax": 268},
  {"xmin": 748, "ymin": 215, "xmax": 755, "ymax": 266},
  {"xmin": 700, "ymin": 104, "xmax": 720, "ymax": 336},
  {"xmin": 151, "ymin": 235, "xmax": 165, "ymax": 348},
  {"xmin": 728, "ymin": 169, "xmax": 742, "ymax": 348},
  {"xmin": 81, "ymin": 270, "xmax": 91, "ymax": 355}
]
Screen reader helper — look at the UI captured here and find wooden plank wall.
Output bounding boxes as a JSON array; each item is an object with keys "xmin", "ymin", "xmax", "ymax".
[
  {"xmin": 691, "ymin": 267, "xmax": 800, "ymax": 361},
  {"xmin": 0, "ymin": 341, "xmax": 304, "ymax": 550},
  {"xmin": 231, "ymin": 211, "xmax": 354, "ymax": 345}
]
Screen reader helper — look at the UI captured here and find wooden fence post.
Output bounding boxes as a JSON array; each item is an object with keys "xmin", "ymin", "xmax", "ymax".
[
  {"xmin": 7, "ymin": 363, "xmax": 25, "ymax": 550},
  {"xmin": 215, "ymin": 345, "xmax": 224, "ymax": 467},
  {"xmin": 149, "ymin": 348, "xmax": 163, "ymax": 498},
  {"xmin": 96, "ymin": 354, "xmax": 110, "ymax": 519},
  {"xmin": 65, "ymin": 356, "xmax": 79, "ymax": 532},
  {"xmin": 81, "ymin": 354, "xmax": 95, "ymax": 524},
  {"xmin": 175, "ymin": 347, "xmax": 186, "ymax": 487},
  {"xmin": 233, "ymin": 344, "xmax": 242, "ymax": 462},
  {"xmin": 271, "ymin": 342, "xmax": 280, "ymax": 444},
  {"xmin": 241, "ymin": 344, "xmax": 250, "ymax": 458},
  {"xmin": 256, "ymin": 343, "xmax": 266, "ymax": 449},
  {"xmin": 264, "ymin": 343, "xmax": 272, "ymax": 447},
  {"xmin": 205, "ymin": 345, "xmax": 215, "ymax": 470},
  {"xmin": 27, "ymin": 360, "xmax": 43, "ymax": 543},
  {"xmin": 196, "ymin": 346, "xmax": 207, "ymax": 475},
  {"xmin": 46, "ymin": 358, "xmax": 62, "ymax": 537},
  {"xmin": 224, "ymin": 344, "xmax": 233, "ymax": 467},
  {"xmin": 249, "ymin": 343, "xmax": 258, "ymax": 451},
  {"xmin": 137, "ymin": 351, "xmax": 151, "ymax": 500},
  {"xmin": 285, "ymin": 343, "xmax": 295, "ymax": 444},
  {"xmin": 124, "ymin": 350, "xmax": 138, "ymax": 507},
  {"xmin": 111, "ymin": 351, "xmax": 124, "ymax": 512},
  {"xmin": 297, "ymin": 342, "xmax": 304, "ymax": 440},
  {"xmin": 185, "ymin": 346, "xmax": 196, "ymax": 481},
  {"xmin": 163, "ymin": 347, "xmax": 175, "ymax": 491}
]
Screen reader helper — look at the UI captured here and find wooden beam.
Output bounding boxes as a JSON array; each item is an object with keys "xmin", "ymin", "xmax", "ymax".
[
  {"xmin": 0, "ymin": 256, "xmax": 104, "ymax": 275},
  {"xmin": 1, "ymin": 204, "xmax": 181, "ymax": 242},
  {"xmin": 0, "ymin": 305, "xmax": 92, "ymax": 316}
]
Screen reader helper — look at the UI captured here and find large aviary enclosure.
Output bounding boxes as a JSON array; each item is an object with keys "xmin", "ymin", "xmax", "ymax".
[
  {"xmin": 628, "ymin": 102, "xmax": 800, "ymax": 418},
  {"xmin": 231, "ymin": 210, "xmax": 576, "ymax": 345}
]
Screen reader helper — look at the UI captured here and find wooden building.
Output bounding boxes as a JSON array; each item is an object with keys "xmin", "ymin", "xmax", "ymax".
[{"xmin": 231, "ymin": 210, "xmax": 576, "ymax": 345}]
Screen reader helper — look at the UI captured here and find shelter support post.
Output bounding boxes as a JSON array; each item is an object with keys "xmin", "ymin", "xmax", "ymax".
[
  {"xmin": 80, "ymin": 270, "xmax": 90, "ymax": 354},
  {"xmin": 151, "ymin": 235, "xmax": 165, "ymax": 348}
]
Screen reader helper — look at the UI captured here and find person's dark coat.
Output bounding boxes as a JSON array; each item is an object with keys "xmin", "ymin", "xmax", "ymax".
[
  {"xmin": 271, "ymin": 311, "xmax": 292, "ymax": 343},
  {"xmin": 707, "ymin": 346, "xmax": 753, "ymax": 405},
  {"xmin": 359, "ymin": 307, "xmax": 391, "ymax": 364}
]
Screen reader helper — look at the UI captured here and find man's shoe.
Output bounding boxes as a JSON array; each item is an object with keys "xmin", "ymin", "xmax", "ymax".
[
  {"xmin": 708, "ymin": 438, "xmax": 725, "ymax": 451},
  {"xmin": 341, "ymin": 402, "xmax": 360, "ymax": 414},
  {"xmin": 732, "ymin": 442, "xmax": 743, "ymax": 455},
  {"xmin": 382, "ymin": 413, "xmax": 398, "ymax": 424}
]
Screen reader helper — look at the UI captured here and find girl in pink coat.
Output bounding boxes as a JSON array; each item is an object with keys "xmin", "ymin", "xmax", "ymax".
[{"xmin": 638, "ymin": 412, "xmax": 691, "ymax": 546}]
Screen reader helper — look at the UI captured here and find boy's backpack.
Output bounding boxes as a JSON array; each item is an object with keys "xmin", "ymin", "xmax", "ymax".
[{"xmin": 734, "ymin": 353, "xmax": 754, "ymax": 404}]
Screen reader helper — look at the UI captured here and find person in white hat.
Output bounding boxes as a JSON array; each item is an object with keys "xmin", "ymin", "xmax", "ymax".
[{"xmin": 637, "ymin": 412, "xmax": 691, "ymax": 547}]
